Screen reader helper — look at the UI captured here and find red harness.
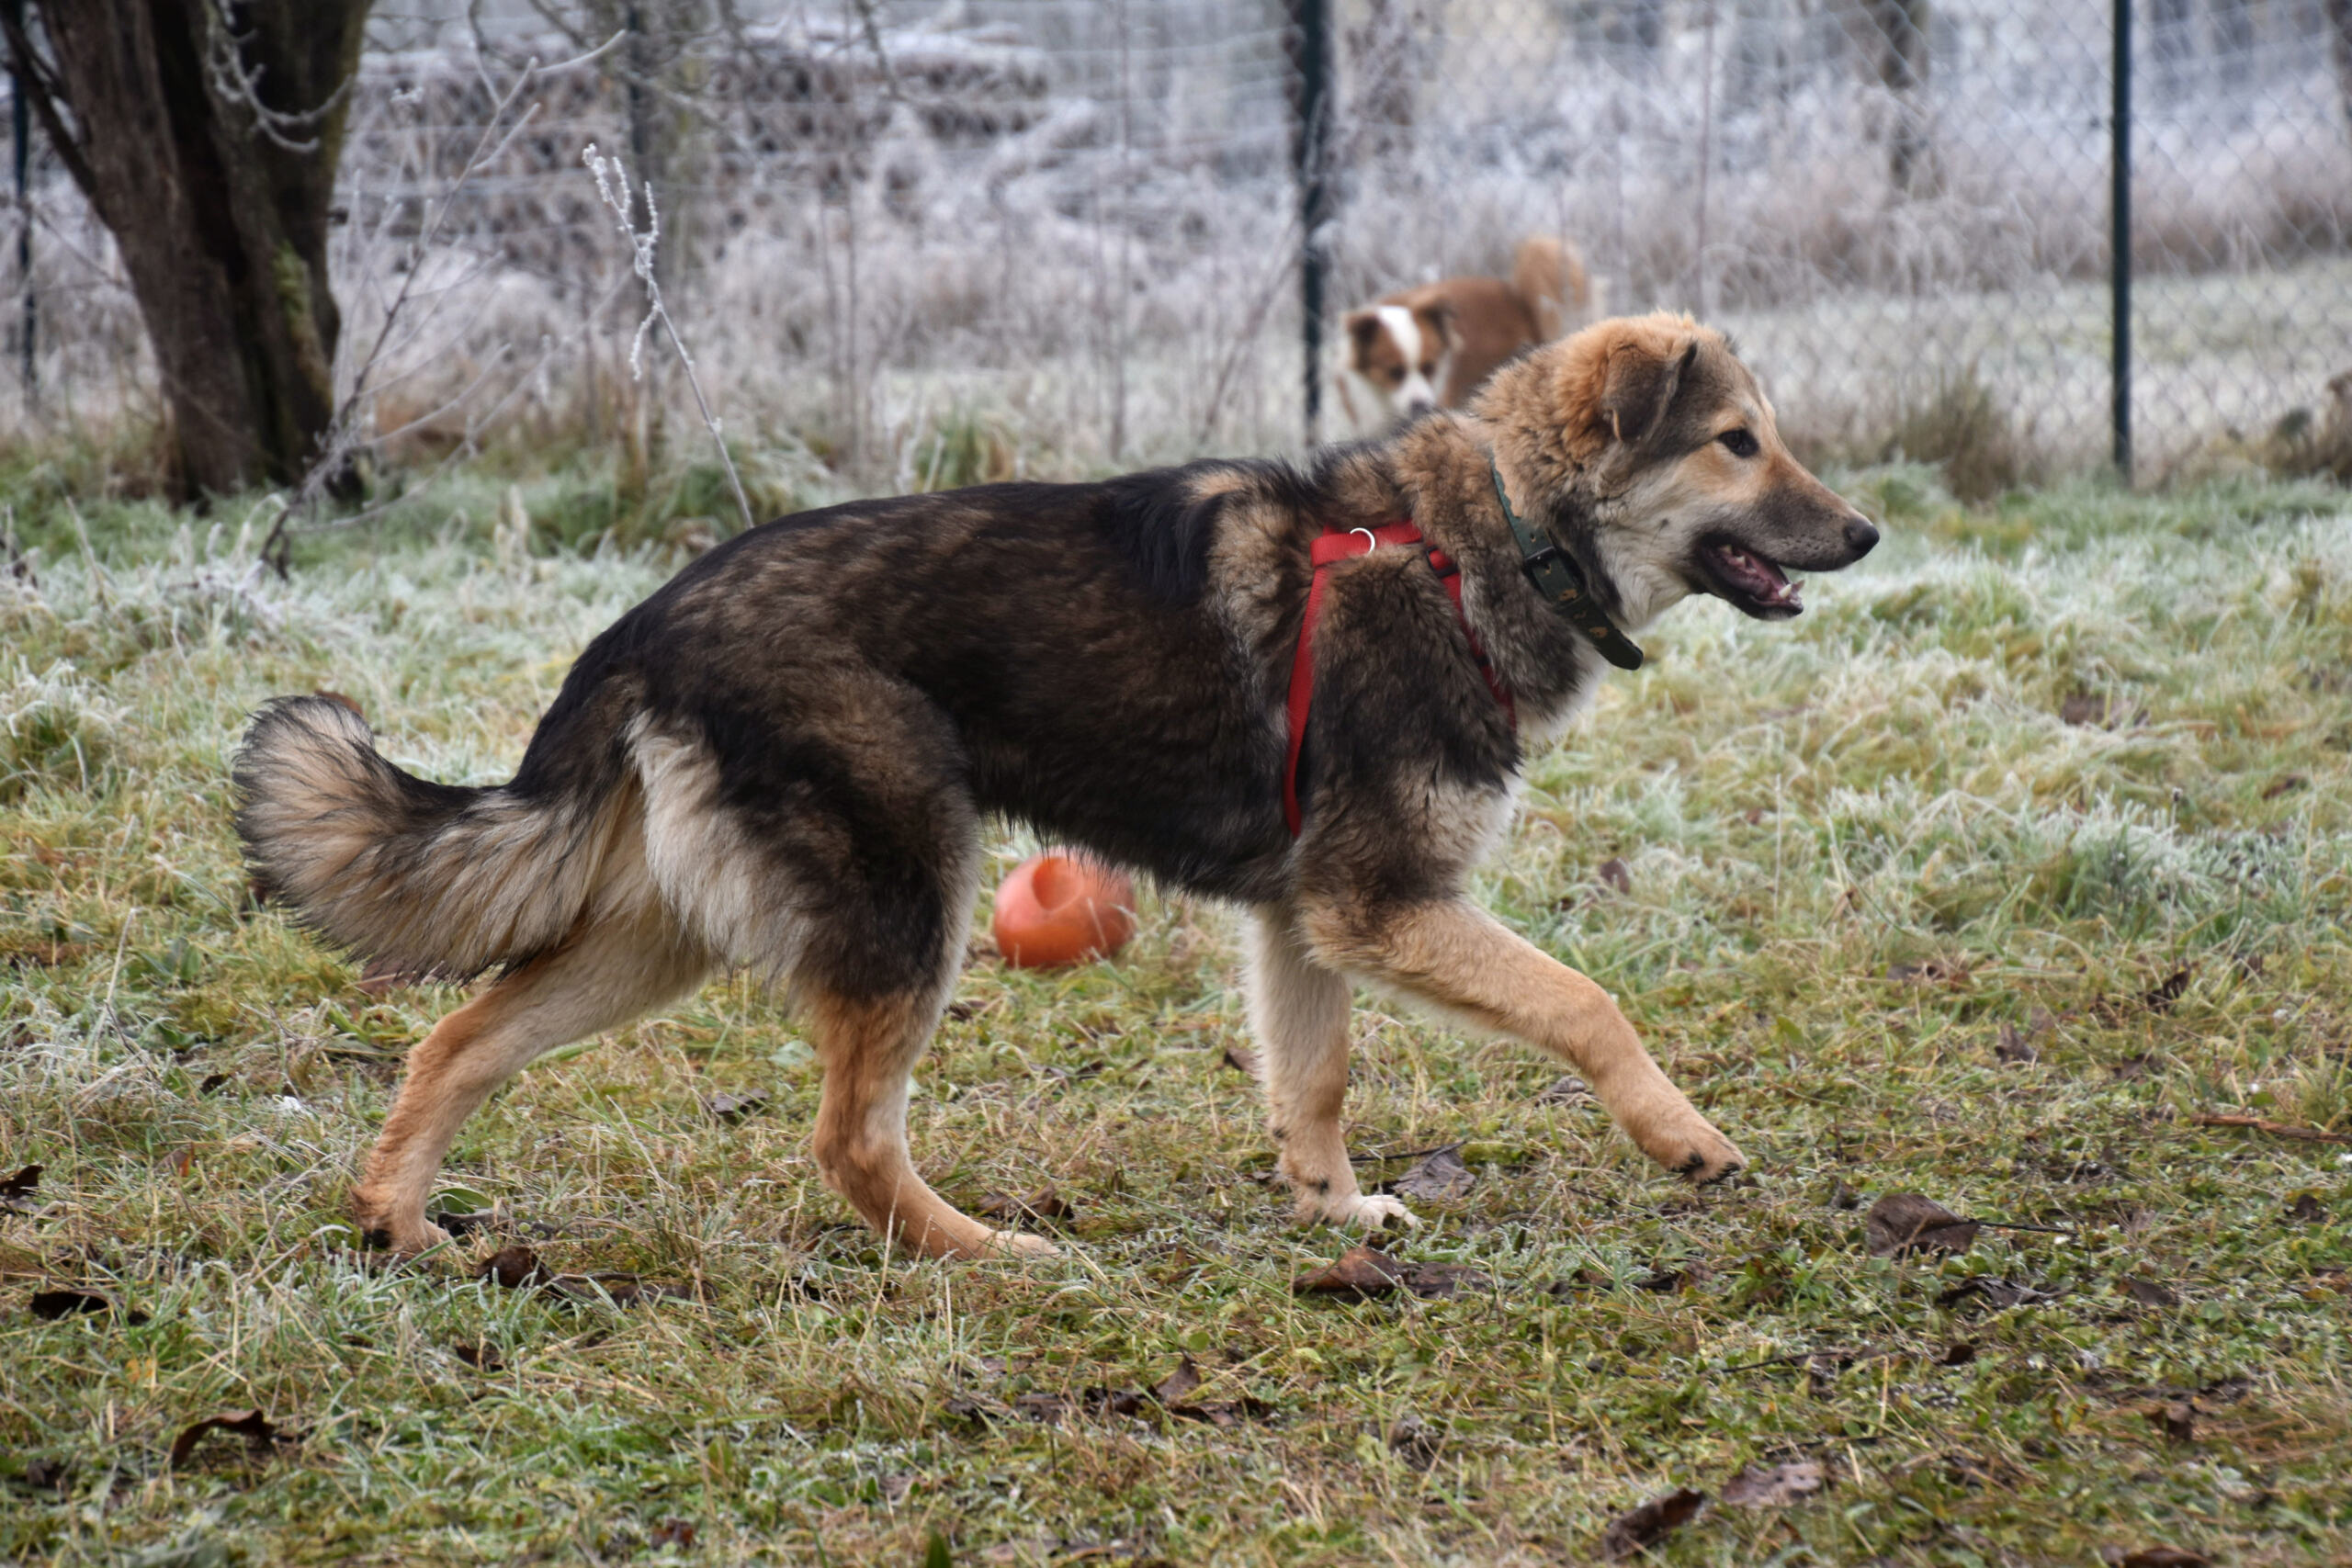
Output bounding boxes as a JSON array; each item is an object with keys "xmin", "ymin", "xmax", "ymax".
[{"xmin": 1283, "ymin": 520, "xmax": 1514, "ymax": 836}]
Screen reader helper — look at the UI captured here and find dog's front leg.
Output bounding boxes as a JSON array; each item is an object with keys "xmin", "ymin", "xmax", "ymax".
[
  {"xmin": 1300, "ymin": 897, "xmax": 1743, "ymax": 1183},
  {"xmin": 1245, "ymin": 905, "xmax": 1418, "ymax": 1230}
]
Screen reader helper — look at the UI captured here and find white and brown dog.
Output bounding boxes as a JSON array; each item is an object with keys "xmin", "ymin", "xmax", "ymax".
[{"xmin": 1340, "ymin": 236, "xmax": 1594, "ymax": 424}]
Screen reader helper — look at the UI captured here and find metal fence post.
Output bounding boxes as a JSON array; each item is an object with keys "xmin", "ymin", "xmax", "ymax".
[
  {"xmin": 1289, "ymin": 0, "xmax": 1333, "ymax": 447},
  {"xmin": 2110, "ymin": 0, "xmax": 2132, "ymax": 482},
  {"xmin": 5, "ymin": 0, "xmax": 30, "ymax": 401}
]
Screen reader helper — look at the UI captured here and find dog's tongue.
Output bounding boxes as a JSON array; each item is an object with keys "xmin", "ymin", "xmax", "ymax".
[{"xmin": 1717, "ymin": 544, "xmax": 1801, "ymax": 609}]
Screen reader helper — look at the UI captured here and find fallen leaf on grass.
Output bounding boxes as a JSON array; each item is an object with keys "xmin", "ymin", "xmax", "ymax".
[
  {"xmin": 2142, "ymin": 968, "xmax": 2192, "ymax": 1013},
  {"xmin": 1720, "ymin": 1461, "xmax": 1824, "ymax": 1508},
  {"xmin": 0, "ymin": 1164, "xmax": 41, "ymax": 1213},
  {"xmin": 1389, "ymin": 1146, "xmax": 1475, "ymax": 1202},
  {"xmin": 479, "ymin": 1246, "xmax": 548, "ymax": 1290},
  {"xmin": 1295, "ymin": 1245, "xmax": 1408, "ymax": 1298},
  {"xmin": 650, "ymin": 1518, "xmax": 696, "ymax": 1549},
  {"xmin": 1940, "ymin": 1341, "xmax": 1979, "ymax": 1366},
  {"xmin": 1995, "ymin": 1021, "xmax": 2040, "ymax": 1065},
  {"xmin": 2120, "ymin": 1277, "xmax": 2180, "ymax": 1307},
  {"xmin": 1293, "ymin": 1245, "xmax": 1488, "ymax": 1301},
  {"xmin": 1151, "ymin": 1356, "xmax": 1202, "ymax": 1404},
  {"xmin": 2147, "ymin": 1401, "xmax": 2197, "ymax": 1442},
  {"xmin": 2260, "ymin": 773, "xmax": 2308, "ymax": 801},
  {"xmin": 1600, "ymin": 1487, "xmax": 1706, "ymax": 1560},
  {"xmin": 2286, "ymin": 1192, "xmax": 2326, "ymax": 1223},
  {"xmin": 475, "ymin": 1244, "xmax": 689, "ymax": 1306},
  {"xmin": 2192, "ymin": 1112, "xmax": 2352, "ymax": 1145},
  {"xmin": 28, "ymin": 1288, "xmax": 147, "ymax": 1325},
  {"xmin": 450, "ymin": 1340, "xmax": 503, "ymax": 1372},
  {"xmin": 1865, "ymin": 1193, "xmax": 1981, "ymax": 1258},
  {"xmin": 2116, "ymin": 1548, "xmax": 2211, "ymax": 1568},
  {"xmin": 1220, "ymin": 1044, "xmax": 1260, "ymax": 1077},
  {"xmin": 700, "ymin": 1091, "xmax": 769, "ymax": 1122},
  {"xmin": 1595, "ymin": 857, "xmax": 1634, "ymax": 895},
  {"xmin": 1536, "ymin": 1075, "xmax": 1593, "ymax": 1106},
  {"xmin": 167, "ymin": 1409, "xmax": 292, "ymax": 1468}
]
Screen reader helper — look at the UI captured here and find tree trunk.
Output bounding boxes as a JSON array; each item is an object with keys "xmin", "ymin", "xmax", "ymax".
[{"xmin": 6, "ymin": 0, "xmax": 368, "ymax": 498}]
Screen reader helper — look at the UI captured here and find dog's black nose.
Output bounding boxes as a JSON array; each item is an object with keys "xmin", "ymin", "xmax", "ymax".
[{"xmin": 1844, "ymin": 516, "xmax": 1881, "ymax": 557}]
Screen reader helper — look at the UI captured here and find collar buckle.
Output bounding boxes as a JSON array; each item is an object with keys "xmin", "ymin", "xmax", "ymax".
[{"xmin": 1487, "ymin": 459, "xmax": 1645, "ymax": 671}]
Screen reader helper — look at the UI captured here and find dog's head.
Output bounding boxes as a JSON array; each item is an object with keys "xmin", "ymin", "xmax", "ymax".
[
  {"xmin": 1476, "ymin": 312, "xmax": 1878, "ymax": 625},
  {"xmin": 1344, "ymin": 301, "xmax": 1455, "ymax": 420}
]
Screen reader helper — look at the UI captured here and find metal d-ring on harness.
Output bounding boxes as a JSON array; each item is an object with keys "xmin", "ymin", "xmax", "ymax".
[{"xmin": 1487, "ymin": 458, "xmax": 1645, "ymax": 672}]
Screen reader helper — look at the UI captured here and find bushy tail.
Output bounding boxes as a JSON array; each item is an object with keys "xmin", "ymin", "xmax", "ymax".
[
  {"xmin": 232, "ymin": 696, "xmax": 624, "ymax": 981},
  {"xmin": 1512, "ymin": 235, "xmax": 1595, "ymax": 343}
]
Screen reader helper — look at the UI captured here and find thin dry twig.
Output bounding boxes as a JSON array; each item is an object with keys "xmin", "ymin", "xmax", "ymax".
[{"xmin": 583, "ymin": 142, "xmax": 755, "ymax": 536}]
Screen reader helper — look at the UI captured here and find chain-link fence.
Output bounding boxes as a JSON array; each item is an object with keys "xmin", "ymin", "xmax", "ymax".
[{"xmin": 5, "ymin": 1, "xmax": 2348, "ymax": 494}]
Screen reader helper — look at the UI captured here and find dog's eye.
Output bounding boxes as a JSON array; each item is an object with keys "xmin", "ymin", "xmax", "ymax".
[{"xmin": 1717, "ymin": 429, "xmax": 1759, "ymax": 458}]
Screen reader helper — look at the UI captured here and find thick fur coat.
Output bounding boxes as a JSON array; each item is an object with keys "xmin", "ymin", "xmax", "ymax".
[{"xmin": 237, "ymin": 312, "xmax": 1878, "ymax": 1259}]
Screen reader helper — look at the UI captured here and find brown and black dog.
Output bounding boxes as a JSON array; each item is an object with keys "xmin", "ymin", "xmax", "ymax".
[{"xmin": 235, "ymin": 312, "xmax": 1877, "ymax": 1261}]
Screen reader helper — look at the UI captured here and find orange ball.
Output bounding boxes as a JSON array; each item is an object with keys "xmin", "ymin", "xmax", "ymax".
[{"xmin": 990, "ymin": 853, "xmax": 1136, "ymax": 968}]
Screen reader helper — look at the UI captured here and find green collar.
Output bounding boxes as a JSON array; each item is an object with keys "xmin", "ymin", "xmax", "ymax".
[{"xmin": 1487, "ymin": 459, "xmax": 1645, "ymax": 671}]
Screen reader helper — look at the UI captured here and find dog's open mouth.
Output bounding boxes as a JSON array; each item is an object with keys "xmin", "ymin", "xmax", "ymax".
[{"xmin": 1700, "ymin": 539, "xmax": 1804, "ymax": 617}]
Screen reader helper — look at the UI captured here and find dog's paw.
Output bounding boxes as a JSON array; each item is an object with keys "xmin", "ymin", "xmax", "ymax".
[
  {"xmin": 1667, "ymin": 1127, "xmax": 1746, "ymax": 1187},
  {"xmin": 1306, "ymin": 1190, "xmax": 1420, "ymax": 1231},
  {"xmin": 983, "ymin": 1229, "xmax": 1063, "ymax": 1260},
  {"xmin": 352, "ymin": 1190, "xmax": 452, "ymax": 1256}
]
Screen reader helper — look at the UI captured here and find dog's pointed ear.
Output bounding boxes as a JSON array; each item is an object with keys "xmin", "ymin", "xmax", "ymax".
[
  {"xmin": 1344, "ymin": 310, "xmax": 1384, "ymax": 351},
  {"xmin": 1416, "ymin": 299, "xmax": 1457, "ymax": 350},
  {"xmin": 1598, "ymin": 336, "xmax": 1701, "ymax": 447}
]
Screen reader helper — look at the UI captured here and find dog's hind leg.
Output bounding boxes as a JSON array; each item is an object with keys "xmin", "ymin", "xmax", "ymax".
[
  {"xmin": 352, "ymin": 892, "xmax": 707, "ymax": 1255},
  {"xmin": 1302, "ymin": 897, "xmax": 1744, "ymax": 1184},
  {"xmin": 801, "ymin": 977, "xmax": 1056, "ymax": 1261},
  {"xmin": 1246, "ymin": 904, "xmax": 1415, "ymax": 1231}
]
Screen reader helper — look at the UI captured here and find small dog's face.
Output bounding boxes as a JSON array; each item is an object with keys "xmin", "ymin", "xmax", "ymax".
[
  {"xmin": 1484, "ymin": 313, "xmax": 1878, "ymax": 625},
  {"xmin": 1344, "ymin": 303, "xmax": 1453, "ymax": 419}
]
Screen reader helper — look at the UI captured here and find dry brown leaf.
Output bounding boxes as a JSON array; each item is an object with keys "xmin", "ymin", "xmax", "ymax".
[
  {"xmin": 0, "ymin": 1164, "xmax": 41, "ymax": 1214},
  {"xmin": 2141, "ymin": 967, "xmax": 2192, "ymax": 1012},
  {"xmin": 1600, "ymin": 1487, "xmax": 1706, "ymax": 1560},
  {"xmin": 650, "ymin": 1518, "xmax": 696, "ymax": 1548},
  {"xmin": 1390, "ymin": 1146, "xmax": 1475, "ymax": 1202},
  {"xmin": 1150, "ymin": 1356, "xmax": 1202, "ymax": 1405},
  {"xmin": 480, "ymin": 1245, "xmax": 548, "ymax": 1290},
  {"xmin": 1536, "ymin": 1075, "xmax": 1594, "ymax": 1106},
  {"xmin": 1995, "ymin": 1021, "xmax": 2040, "ymax": 1065},
  {"xmin": 2286, "ymin": 1191, "xmax": 2326, "ymax": 1223},
  {"xmin": 1865, "ymin": 1193, "xmax": 1982, "ymax": 1258},
  {"xmin": 1596, "ymin": 857, "xmax": 1634, "ymax": 894},
  {"xmin": 167, "ymin": 1409, "xmax": 290, "ymax": 1468},
  {"xmin": 700, "ymin": 1091, "xmax": 770, "ymax": 1122},
  {"xmin": 2120, "ymin": 1277, "xmax": 2180, "ymax": 1307},
  {"xmin": 1720, "ymin": 1461, "xmax": 1824, "ymax": 1508},
  {"xmin": 1294, "ymin": 1245, "xmax": 1408, "ymax": 1299}
]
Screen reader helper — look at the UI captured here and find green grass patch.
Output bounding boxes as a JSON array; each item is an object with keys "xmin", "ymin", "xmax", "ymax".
[{"xmin": 3, "ymin": 470, "xmax": 2350, "ymax": 1563}]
